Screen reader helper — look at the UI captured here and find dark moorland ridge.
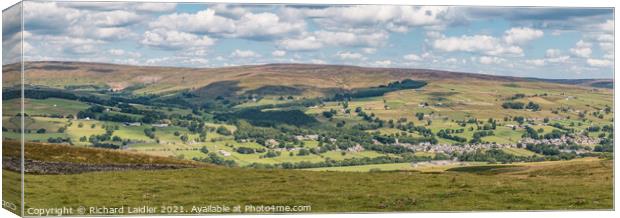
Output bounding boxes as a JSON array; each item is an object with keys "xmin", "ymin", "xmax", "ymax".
[{"xmin": 2, "ymin": 61, "xmax": 613, "ymax": 88}]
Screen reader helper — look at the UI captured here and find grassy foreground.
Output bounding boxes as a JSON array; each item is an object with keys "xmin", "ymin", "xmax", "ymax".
[{"xmin": 5, "ymin": 158, "xmax": 612, "ymax": 213}]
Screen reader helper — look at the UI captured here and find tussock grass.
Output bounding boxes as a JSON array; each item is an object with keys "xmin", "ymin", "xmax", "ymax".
[{"xmin": 5, "ymin": 158, "xmax": 612, "ymax": 212}]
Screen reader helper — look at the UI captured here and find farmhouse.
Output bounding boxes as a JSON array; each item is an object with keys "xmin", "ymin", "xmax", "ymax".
[{"xmin": 152, "ymin": 123, "xmax": 169, "ymax": 127}]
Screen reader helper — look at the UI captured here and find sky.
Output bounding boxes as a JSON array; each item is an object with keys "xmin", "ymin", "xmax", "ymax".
[{"xmin": 2, "ymin": 1, "xmax": 615, "ymax": 79}]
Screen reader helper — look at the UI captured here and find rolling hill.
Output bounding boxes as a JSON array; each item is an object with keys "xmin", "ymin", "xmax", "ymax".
[{"xmin": 3, "ymin": 61, "xmax": 612, "ymax": 96}]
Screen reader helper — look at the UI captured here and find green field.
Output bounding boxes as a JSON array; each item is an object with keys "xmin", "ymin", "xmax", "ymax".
[{"xmin": 4, "ymin": 98, "xmax": 90, "ymax": 116}]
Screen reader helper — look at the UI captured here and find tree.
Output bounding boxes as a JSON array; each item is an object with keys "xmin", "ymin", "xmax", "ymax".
[
  {"xmin": 525, "ymin": 101, "xmax": 541, "ymax": 111},
  {"xmin": 297, "ymin": 149, "xmax": 310, "ymax": 156},
  {"xmin": 236, "ymin": 147, "xmax": 255, "ymax": 154},
  {"xmin": 415, "ymin": 112, "xmax": 424, "ymax": 121},
  {"xmin": 180, "ymin": 134, "xmax": 189, "ymax": 143},
  {"xmin": 200, "ymin": 146, "xmax": 209, "ymax": 154},
  {"xmin": 216, "ymin": 126, "xmax": 232, "ymax": 136},
  {"xmin": 36, "ymin": 128, "xmax": 46, "ymax": 134},
  {"xmin": 144, "ymin": 128, "xmax": 156, "ymax": 139},
  {"xmin": 322, "ymin": 110, "xmax": 335, "ymax": 118},
  {"xmin": 355, "ymin": 107, "xmax": 363, "ymax": 113}
]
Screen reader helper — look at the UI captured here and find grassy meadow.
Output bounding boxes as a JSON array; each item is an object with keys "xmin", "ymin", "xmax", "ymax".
[{"xmin": 4, "ymin": 157, "xmax": 611, "ymax": 213}]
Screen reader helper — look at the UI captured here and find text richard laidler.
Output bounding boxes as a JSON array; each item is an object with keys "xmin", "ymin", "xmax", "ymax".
[{"xmin": 26, "ymin": 206, "xmax": 160, "ymax": 216}]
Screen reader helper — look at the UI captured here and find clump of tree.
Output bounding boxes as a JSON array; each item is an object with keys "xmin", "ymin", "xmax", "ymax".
[
  {"xmin": 437, "ymin": 129, "xmax": 467, "ymax": 143},
  {"xmin": 508, "ymin": 93, "xmax": 526, "ymax": 100},
  {"xmin": 216, "ymin": 126, "xmax": 232, "ymax": 136},
  {"xmin": 526, "ymin": 143, "xmax": 560, "ymax": 156},
  {"xmin": 469, "ymin": 130, "xmax": 494, "ymax": 144},
  {"xmin": 501, "ymin": 101, "xmax": 525, "ymax": 109},
  {"xmin": 193, "ymin": 153, "xmax": 237, "ymax": 167},
  {"xmin": 144, "ymin": 127, "xmax": 156, "ymax": 139},
  {"xmin": 331, "ymin": 79, "xmax": 427, "ymax": 100},
  {"xmin": 502, "ymin": 101, "xmax": 540, "ymax": 111},
  {"xmin": 261, "ymin": 150, "xmax": 281, "ymax": 158}
]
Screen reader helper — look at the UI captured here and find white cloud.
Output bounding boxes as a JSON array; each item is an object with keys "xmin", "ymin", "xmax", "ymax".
[
  {"xmin": 586, "ymin": 58, "xmax": 612, "ymax": 67},
  {"xmin": 148, "ymin": 9, "xmax": 236, "ymax": 34},
  {"xmin": 362, "ymin": 48, "xmax": 377, "ymax": 54},
  {"xmin": 231, "ymin": 49, "xmax": 260, "ymax": 58},
  {"xmin": 545, "ymin": 49, "xmax": 562, "ymax": 58},
  {"xmin": 108, "ymin": 49, "xmax": 126, "ymax": 56},
  {"xmin": 271, "ymin": 50, "xmax": 287, "ymax": 57},
  {"xmin": 183, "ymin": 58, "xmax": 210, "ymax": 66},
  {"xmin": 135, "ymin": 3, "xmax": 177, "ymax": 13},
  {"xmin": 141, "ymin": 29, "xmax": 215, "ymax": 50},
  {"xmin": 503, "ymin": 27, "xmax": 543, "ymax": 45},
  {"xmin": 233, "ymin": 12, "xmax": 305, "ymax": 38},
  {"xmin": 432, "ymin": 34, "xmax": 523, "ymax": 56},
  {"xmin": 478, "ymin": 56, "xmax": 506, "ymax": 65},
  {"xmin": 444, "ymin": 58, "xmax": 458, "ymax": 64},
  {"xmin": 570, "ymin": 40, "xmax": 592, "ymax": 58},
  {"xmin": 309, "ymin": 59, "xmax": 326, "ymax": 64},
  {"xmin": 148, "ymin": 9, "xmax": 304, "ymax": 39},
  {"xmin": 108, "ymin": 49, "xmax": 142, "ymax": 58},
  {"xmin": 211, "ymin": 4, "xmax": 249, "ymax": 18},
  {"xmin": 425, "ymin": 31, "xmax": 443, "ymax": 39},
  {"xmin": 23, "ymin": 1, "xmax": 142, "ymax": 42},
  {"xmin": 25, "ymin": 34, "xmax": 105, "ymax": 56},
  {"xmin": 315, "ymin": 30, "xmax": 388, "ymax": 47},
  {"xmin": 23, "ymin": 2, "xmax": 82, "ymax": 34},
  {"xmin": 374, "ymin": 60, "xmax": 392, "ymax": 66},
  {"xmin": 337, "ymin": 51, "xmax": 365, "ymax": 60},
  {"xmin": 277, "ymin": 30, "xmax": 388, "ymax": 51},
  {"xmin": 546, "ymin": 56, "xmax": 570, "ymax": 63},
  {"xmin": 287, "ymin": 5, "xmax": 461, "ymax": 31},
  {"xmin": 88, "ymin": 27, "xmax": 135, "ymax": 40},
  {"xmin": 598, "ymin": 20, "xmax": 614, "ymax": 33},
  {"xmin": 403, "ymin": 54, "xmax": 422, "ymax": 61},
  {"xmin": 87, "ymin": 10, "xmax": 141, "ymax": 27},
  {"xmin": 525, "ymin": 59, "xmax": 546, "ymax": 66},
  {"xmin": 277, "ymin": 35, "xmax": 323, "ymax": 51}
]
